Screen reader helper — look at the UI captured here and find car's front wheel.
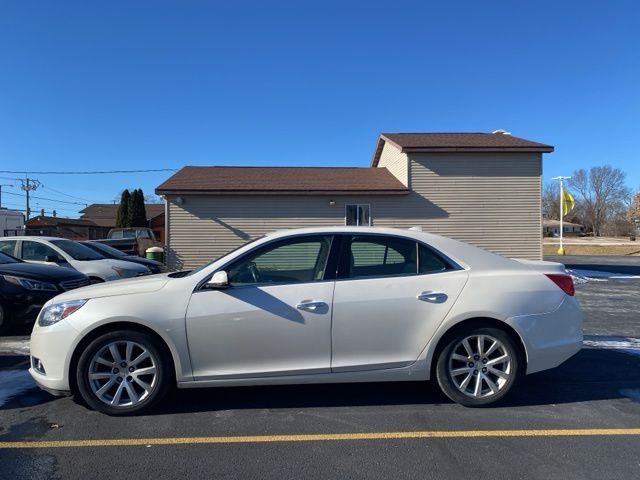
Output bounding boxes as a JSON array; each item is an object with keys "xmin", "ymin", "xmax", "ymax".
[
  {"xmin": 435, "ymin": 327, "xmax": 521, "ymax": 407},
  {"xmin": 76, "ymin": 330, "xmax": 171, "ymax": 415}
]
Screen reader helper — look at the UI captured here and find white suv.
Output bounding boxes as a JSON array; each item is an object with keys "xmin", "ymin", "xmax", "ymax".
[{"xmin": 0, "ymin": 237, "xmax": 150, "ymax": 282}]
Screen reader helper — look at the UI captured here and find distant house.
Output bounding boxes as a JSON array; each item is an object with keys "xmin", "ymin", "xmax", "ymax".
[
  {"xmin": 157, "ymin": 131, "xmax": 554, "ymax": 270},
  {"xmin": 25, "ymin": 216, "xmax": 105, "ymax": 240},
  {"xmin": 80, "ymin": 203, "xmax": 166, "ymax": 242},
  {"xmin": 543, "ymin": 219, "xmax": 584, "ymax": 237}
]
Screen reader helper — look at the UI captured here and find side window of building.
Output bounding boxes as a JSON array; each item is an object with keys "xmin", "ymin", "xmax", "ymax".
[
  {"xmin": 0, "ymin": 240, "xmax": 17, "ymax": 256},
  {"xmin": 345, "ymin": 204, "xmax": 371, "ymax": 226},
  {"xmin": 227, "ymin": 235, "xmax": 333, "ymax": 286},
  {"xmin": 21, "ymin": 241, "xmax": 59, "ymax": 262},
  {"xmin": 345, "ymin": 235, "xmax": 417, "ymax": 279}
]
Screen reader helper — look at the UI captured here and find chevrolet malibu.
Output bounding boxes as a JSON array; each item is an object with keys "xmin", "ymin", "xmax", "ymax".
[{"xmin": 29, "ymin": 227, "xmax": 582, "ymax": 415}]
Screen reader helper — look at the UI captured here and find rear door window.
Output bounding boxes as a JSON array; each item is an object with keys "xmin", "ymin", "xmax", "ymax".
[
  {"xmin": 0, "ymin": 240, "xmax": 17, "ymax": 256},
  {"xmin": 342, "ymin": 235, "xmax": 417, "ymax": 279},
  {"xmin": 21, "ymin": 241, "xmax": 59, "ymax": 262}
]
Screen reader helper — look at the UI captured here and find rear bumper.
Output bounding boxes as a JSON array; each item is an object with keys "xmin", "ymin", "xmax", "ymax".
[{"xmin": 507, "ymin": 295, "xmax": 583, "ymax": 374}]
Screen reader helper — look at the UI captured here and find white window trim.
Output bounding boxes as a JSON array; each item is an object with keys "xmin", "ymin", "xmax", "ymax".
[{"xmin": 345, "ymin": 204, "xmax": 372, "ymax": 226}]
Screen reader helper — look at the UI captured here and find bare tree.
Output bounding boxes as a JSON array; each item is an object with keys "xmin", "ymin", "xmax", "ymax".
[
  {"xmin": 542, "ymin": 181, "xmax": 560, "ymax": 220},
  {"xmin": 568, "ymin": 166, "xmax": 631, "ymax": 236}
]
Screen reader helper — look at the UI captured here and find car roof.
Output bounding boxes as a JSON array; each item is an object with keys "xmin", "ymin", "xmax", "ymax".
[
  {"xmin": 0, "ymin": 236, "xmax": 64, "ymax": 241},
  {"xmin": 264, "ymin": 226, "xmax": 440, "ymax": 243}
]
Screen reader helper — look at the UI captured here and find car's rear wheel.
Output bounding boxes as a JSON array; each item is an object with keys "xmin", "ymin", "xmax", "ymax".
[
  {"xmin": 76, "ymin": 330, "xmax": 171, "ymax": 415},
  {"xmin": 435, "ymin": 327, "xmax": 521, "ymax": 406},
  {"xmin": 0, "ymin": 303, "xmax": 8, "ymax": 335}
]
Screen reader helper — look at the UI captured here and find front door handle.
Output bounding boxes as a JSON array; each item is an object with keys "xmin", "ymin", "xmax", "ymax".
[
  {"xmin": 417, "ymin": 291, "xmax": 448, "ymax": 303},
  {"xmin": 296, "ymin": 300, "xmax": 328, "ymax": 312}
]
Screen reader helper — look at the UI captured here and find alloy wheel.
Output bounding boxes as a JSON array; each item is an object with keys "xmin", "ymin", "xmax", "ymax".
[
  {"xmin": 447, "ymin": 334, "xmax": 512, "ymax": 399},
  {"xmin": 87, "ymin": 340, "xmax": 158, "ymax": 408}
]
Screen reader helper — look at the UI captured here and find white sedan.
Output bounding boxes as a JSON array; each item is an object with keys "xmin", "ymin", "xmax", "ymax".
[
  {"xmin": 0, "ymin": 236, "xmax": 150, "ymax": 282},
  {"xmin": 29, "ymin": 227, "xmax": 582, "ymax": 415}
]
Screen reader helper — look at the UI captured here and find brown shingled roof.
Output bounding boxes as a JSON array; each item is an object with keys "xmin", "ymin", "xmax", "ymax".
[
  {"xmin": 373, "ymin": 132, "xmax": 553, "ymax": 165},
  {"xmin": 79, "ymin": 203, "xmax": 165, "ymax": 227},
  {"xmin": 156, "ymin": 166, "xmax": 409, "ymax": 195},
  {"xmin": 26, "ymin": 216, "xmax": 97, "ymax": 227}
]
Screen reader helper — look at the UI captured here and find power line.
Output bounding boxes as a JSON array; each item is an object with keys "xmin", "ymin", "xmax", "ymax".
[
  {"xmin": 3, "ymin": 190, "xmax": 87, "ymax": 205},
  {"xmin": 0, "ymin": 169, "xmax": 176, "ymax": 175},
  {"xmin": 40, "ymin": 185, "xmax": 101, "ymax": 203}
]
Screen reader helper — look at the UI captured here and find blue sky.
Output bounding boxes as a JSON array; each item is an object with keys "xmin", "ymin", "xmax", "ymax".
[{"xmin": 0, "ymin": 1, "xmax": 638, "ymax": 217}]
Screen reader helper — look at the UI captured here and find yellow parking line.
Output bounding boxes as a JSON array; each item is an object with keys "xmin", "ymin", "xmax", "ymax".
[{"xmin": 1, "ymin": 428, "xmax": 640, "ymax": 449}]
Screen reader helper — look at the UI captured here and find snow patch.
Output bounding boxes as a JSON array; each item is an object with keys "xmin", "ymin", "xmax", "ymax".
[
  {"xmin": 568, "ymin": 269, "xmax": 640, "ymax": 280},
  {"xmin": 583, "ymin": 335, "xmax": 640, "ymax": 358},
  {"xmin": 0, "ymin": 338, "xmax": 30, "ymax": 356},
  {"xmin": 0, "ymin": 369, "xmax": 37, "ymax": 407}
]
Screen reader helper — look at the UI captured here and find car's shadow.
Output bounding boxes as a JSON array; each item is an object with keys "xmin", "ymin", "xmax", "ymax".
[
  {"xmin": 152, "ymin": 347, "xmax": 640, "ymax": 415},
  {"xmin": 2, "ymin": 346, "xmax": 638, "ymax": 413}
]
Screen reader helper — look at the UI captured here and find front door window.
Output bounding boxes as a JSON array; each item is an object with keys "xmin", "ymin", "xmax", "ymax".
[{"xmin": 227, "ymin": 235, "xmax": 333, "ymax": 286}]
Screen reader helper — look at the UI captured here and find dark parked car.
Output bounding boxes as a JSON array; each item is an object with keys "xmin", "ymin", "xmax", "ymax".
[
  {"xmin": 81, "ymin": 241, "xmax": 164, "ymax": 274},
  {"xmin": 0, "ymin": 251, "xmax": 90, "ymax": 333}
]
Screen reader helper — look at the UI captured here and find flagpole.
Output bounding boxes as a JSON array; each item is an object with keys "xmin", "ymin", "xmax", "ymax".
[{"xmin": 552, "ymin": 176, "xmax": 571, "ymax": 256}]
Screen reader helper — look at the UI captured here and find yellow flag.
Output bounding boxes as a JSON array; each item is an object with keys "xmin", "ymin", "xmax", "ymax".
[{"xmin": 562, "ymin": 189, "xmax": 575, "ymax": 216}]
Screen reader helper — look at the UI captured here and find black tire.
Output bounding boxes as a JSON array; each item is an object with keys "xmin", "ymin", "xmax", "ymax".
[
  {"xmin": 75, "ymin": 330, "xmax": 172, "ymax": 415},
  {"xmin": 435, "ymin": 327, "xmax": 521, "ymax": 407},
  {"xmin": 0, "ymin": 303, "xmax": 8, "ymax": 335}
]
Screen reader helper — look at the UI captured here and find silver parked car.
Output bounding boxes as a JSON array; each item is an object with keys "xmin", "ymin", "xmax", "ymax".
[{"xmin": 0, "ymin": 237, "xmax": 150, "ymax": 283}]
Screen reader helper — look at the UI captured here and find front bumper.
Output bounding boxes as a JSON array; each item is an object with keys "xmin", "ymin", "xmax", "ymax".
[
  {"xmin": 29, "ymin": 318, "xmax": 79, "ymax": 394},
  {"xmin": 508, "ymin": 295, "xmax": 583, "ymax": 375}
]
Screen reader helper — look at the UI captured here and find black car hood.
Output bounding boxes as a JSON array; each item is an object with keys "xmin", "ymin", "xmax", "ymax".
[{"xmin": 0, "ymin": 263, "xmax": 86, "ymax": 282}]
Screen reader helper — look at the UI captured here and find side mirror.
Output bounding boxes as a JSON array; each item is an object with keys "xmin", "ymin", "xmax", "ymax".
[
  {"xmin": 206, "ymin": 270, "xmax": 229, "ymax": 289},
  {"xmin": 45, "ymin": 255, "xmax": 61, "ymax": 263}
]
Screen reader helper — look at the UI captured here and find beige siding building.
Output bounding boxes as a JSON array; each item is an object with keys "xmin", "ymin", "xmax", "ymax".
[{"xmin": 157, "ymin": 132, "xmax": 553, "ymax": 270}]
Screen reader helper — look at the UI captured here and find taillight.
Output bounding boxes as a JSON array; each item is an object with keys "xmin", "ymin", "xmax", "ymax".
[{"xmin": 545, "ymin": 273, "xmax": 575, "ymax": 296}]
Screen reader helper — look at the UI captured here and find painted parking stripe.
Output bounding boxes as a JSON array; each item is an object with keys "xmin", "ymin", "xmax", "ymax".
[{"xmin": 1, "ymin": 428, "xmax": 640, "ymax": 449}]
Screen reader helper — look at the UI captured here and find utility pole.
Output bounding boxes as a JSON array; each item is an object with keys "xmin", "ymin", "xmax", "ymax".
[
  {"xmin": 551, "ymin": 176, "xmax": 571, "ymax": 255},
  {"xmin": 19, "ymin": 177, "xmax": 41, "ymax": 220},
  {"xmin": 0, "ymin": 184, "xmax": 13, "ymax": 209}
]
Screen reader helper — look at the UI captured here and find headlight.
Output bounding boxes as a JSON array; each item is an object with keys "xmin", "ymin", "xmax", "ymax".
[
  {"xmin": 2, "ymin": 275, "xmax": 58, "ymax": 292},
  {"xmin": 111, "ymin": 266, "xmax": 132, "ymax": 278},
  {"xmin": 39, "ymin": 299, "xmax": 88, "ymax": 327}
]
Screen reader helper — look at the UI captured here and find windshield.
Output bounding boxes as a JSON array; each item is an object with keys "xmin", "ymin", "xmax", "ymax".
[
  {"xmin": 51, "ymin": 240, "xmax": 105, "ymax": 261},
  {"xmin": 88, "ymin": 242, "xmax": 128, "ymax": 258},
  {"xmin": 184, "ymin": 236, "xmax": 264, "ymax": 276},
  {"xmin": 0, "ymin": 252, "xmax": 19, "ymax": 264}
]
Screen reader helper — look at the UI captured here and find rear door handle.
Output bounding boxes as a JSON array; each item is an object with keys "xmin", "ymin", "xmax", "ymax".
[
  {"xmin": 296, "ymin": 300, "xmax": 328, "ymax": 312},
  {"xmin": 417, "ymin": 291, "xmax": 448, "ymax": 303}
]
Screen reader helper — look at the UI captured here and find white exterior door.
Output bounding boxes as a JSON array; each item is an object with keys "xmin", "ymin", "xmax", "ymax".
[
  {"xmin": 185, "ymin": 235, "xmax": 335, "ymax": 380},
  {"xmin": 330, "ymin": 234, "xmax": 468, "ymax": 372}
]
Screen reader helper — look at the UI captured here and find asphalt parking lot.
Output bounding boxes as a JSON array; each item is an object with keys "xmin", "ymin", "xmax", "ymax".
[{"xmin": 1, "ymin": 256, "xmax": 639, "ymax": 479}]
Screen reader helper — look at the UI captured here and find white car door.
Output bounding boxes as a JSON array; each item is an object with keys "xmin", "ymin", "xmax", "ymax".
[
  {"xmin": 331, "ymin": 234, "xmax": 468, "ymax": 372},
  {"xmin": 185, "ymin": 235, "xmax": 336, "ymax": 380}
]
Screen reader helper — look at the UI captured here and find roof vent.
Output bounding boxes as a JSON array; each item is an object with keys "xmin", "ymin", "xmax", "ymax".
[{"xmin": 492, "ymin": 129, "xmax": 511, "ymax": 135}]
